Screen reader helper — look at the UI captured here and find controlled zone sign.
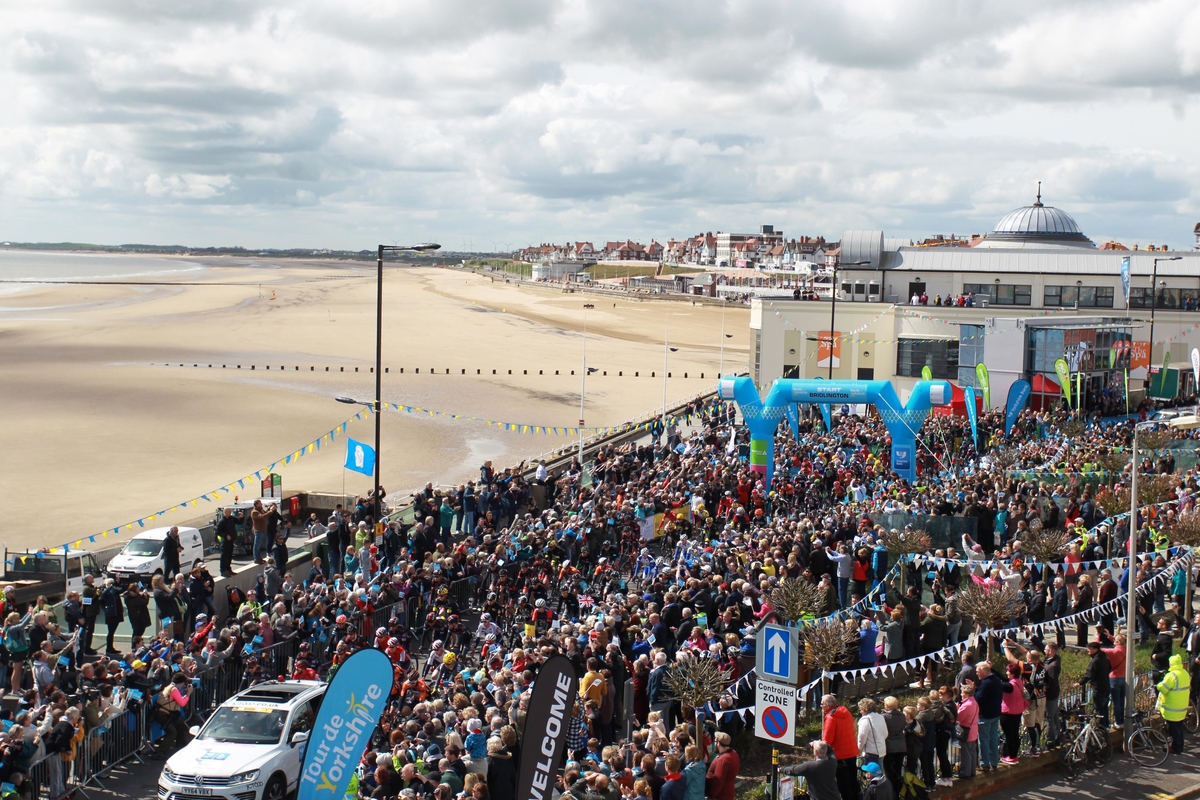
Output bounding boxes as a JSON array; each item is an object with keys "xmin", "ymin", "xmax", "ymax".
[
  {"xmin": 756, "ymin": 623, "xmax": 799, "ymax": 684},
  {"xmin": 755, "ymin": 679, "xmax": 796, "ymax": 743}
]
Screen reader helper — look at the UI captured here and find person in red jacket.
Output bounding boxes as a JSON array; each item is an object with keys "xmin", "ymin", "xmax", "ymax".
[
  {"xmin": 705, "ymin": 732, "xmax": 740, "ymax": 800},
  {"xmin": 820, "ymin": 694, "xmax": 860, "ymax": 800}
]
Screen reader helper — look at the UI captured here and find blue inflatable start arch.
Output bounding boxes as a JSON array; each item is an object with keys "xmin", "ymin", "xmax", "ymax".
[{"xmin": 717, "ymin": 377, "xmax": 952, "ymax": 486}]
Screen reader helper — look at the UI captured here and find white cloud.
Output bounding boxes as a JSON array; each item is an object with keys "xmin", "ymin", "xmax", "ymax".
[{"xmin": 0, "ymin": 0, "xmax": 1197, "ymax": 248}]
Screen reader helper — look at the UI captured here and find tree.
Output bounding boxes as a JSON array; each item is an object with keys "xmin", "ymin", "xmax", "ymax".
[
  {"xmin": 879, "ymin": 528, "xmax": 932, "ymax": 593},
  {"xmin": 662, "ymin": 654, "xmax": 732, "ymax": 760},
  {"xmin": 985, "ymin": 447, "xmax": 1021, "ymax": 480},
  {"xmin": 955, "ymin": 581, "xmax": 1027, "ymax": 659},
  {"xmin": 798, "ymin": 619, "xmax": 861, "ymax": 694},
  {"xmin": 767, "ymin": 577, "xmax": 821, "ymax": 624},
  {"xmin": 1138, "ymin": 474, "xmax": 1176, "ymax": 507},
  {"xmin": 1094, "ymin": 485, "xmax": 1130, "ymax": 519},
  {"xmin": 1095, "ymin": 474, "xmax": 1176, "ymax": 519},
  {"xmin": 1015, "ymin": 524, "xmax": 1072, "ymax": 564},
  {"xmin": 1166, "ymin": 511, "xmax": 1200, "ymax": 615}
]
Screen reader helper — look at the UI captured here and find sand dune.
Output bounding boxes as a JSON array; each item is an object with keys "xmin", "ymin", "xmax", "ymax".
[{"xmin": 0, "ymin": 260, "xmax": 748, "ymax": 549}]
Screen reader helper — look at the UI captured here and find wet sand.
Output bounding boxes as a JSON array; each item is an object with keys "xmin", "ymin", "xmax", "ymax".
[{"xmin": 0, "ymin": 260, "xmax": 747, "ymax": 549}]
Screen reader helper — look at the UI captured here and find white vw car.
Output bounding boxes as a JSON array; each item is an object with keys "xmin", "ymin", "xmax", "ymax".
[{"xmin": 159, "ymin": 681, "xmax": 326, "ymax": 800}]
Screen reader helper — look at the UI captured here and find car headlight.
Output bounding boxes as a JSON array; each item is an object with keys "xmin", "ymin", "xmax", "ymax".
[
  {"xmin": 162, "ymin": 766, "xmax": 178, "ymax": 781},
  {"xmin": 229, "ymin": 771, "xmax": 260, "ymax": 785}
]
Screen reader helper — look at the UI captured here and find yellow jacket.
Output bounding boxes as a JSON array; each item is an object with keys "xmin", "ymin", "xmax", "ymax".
[{"xmin": 1156, "ymin": 654, "xmax": 1192, "ymax": 722}]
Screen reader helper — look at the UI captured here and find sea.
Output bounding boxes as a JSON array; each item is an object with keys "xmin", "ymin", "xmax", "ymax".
[{"xmin": 0, "ymin": 248, "xmax": 205, "ymax": 292}]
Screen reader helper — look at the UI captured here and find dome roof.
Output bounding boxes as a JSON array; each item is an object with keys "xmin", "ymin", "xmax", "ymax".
[
  {"xmin": 978, "ymin": 186, "xmax": 1094, "ymax": 249},
  {"xmin": 992, "ymin": 204, "xmax": 1082, "ymax": 236}
]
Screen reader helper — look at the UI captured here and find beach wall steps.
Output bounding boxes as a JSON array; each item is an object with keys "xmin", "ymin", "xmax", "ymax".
[{"xmin": 151, "ymin": 363, "xmax": 705, "ymax": 378}]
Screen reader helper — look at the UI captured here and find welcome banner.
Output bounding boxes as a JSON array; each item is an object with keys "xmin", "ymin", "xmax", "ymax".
[{"xmin": 515, "ymin": 655, "xmax": 579, "ymax": 800}]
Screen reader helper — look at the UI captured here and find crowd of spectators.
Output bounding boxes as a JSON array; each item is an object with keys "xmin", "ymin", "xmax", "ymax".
[{"xmin": 0, "ymin": 396, "xmax": 1197, "ymax": 800}]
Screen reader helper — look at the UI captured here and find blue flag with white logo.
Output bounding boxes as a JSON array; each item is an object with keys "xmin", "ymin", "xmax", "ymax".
[
  {"xmin": 298, "ymin": 648, "xmax": 394, "ymax": 800},
  {"xmin": 1004, "ymin": 379, "xmax": 1032, "ymax": 435},
  {"xmin": 1120, "ymin": 256, "xmax": 1131, "ymax": 308},
  {"xmin": 344, "ymin": 438, "xmax": 375, "ymax": 476}
]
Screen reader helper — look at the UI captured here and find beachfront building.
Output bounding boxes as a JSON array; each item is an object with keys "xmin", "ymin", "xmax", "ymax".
[
  {"xmin": 716, "ymin": 225, "xmax": 785, "ymax": 267},
  {"xmin": 749, "ymin": 195, "xmax": 1200, "ymax": 411}
]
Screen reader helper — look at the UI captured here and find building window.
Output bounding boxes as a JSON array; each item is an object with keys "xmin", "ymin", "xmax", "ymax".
[
  {"xmin": 963, "ymin": 283, "xmax": 1031, "ymax": 305},
  {"xmin": 1128, "ymin": 287, "xmax": 1199, "ymax": 309},
  {"xmin": 1026, "ymin": 328, "xmax": 1065, "ymax": 374},
  {"xmin": 1044, "ymin": 286, "xmax": 1114, "ymax": 308},
  {"xmin": 896, "ymin": 338, "xmax": 959, "ymax": 379},
  {"xmin": 958, "ymin": 324, "xmax": 984, "ymax": 388}
]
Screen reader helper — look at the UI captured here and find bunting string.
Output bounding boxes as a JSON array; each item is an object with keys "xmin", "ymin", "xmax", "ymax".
[
  {"xmin": 382, "ymin": 400, "xmax": 710, "ymax": 436},
  {"xmin": 21, "ymin": 411, "xmax": 370, "ymax": 559}
]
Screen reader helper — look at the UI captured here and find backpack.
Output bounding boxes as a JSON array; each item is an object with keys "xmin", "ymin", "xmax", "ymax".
[
  {"xmin": 3, "ymin": 626, "xmax": 28, "ymax": 656},
  {"xmin": 156, "ymin": 686, "xmax": 180, "ymax": 715}
]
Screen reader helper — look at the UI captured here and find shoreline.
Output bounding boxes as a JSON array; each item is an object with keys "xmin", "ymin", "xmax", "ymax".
[{"xmin": 0, "ymin": 259, "xmax": 746, "ymax": 551}]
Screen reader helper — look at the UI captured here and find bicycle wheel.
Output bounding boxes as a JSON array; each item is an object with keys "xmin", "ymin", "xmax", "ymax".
[
  {"xmin": 1058, "ymin": 744, "xmax": 1081, "ymax": 779},
  {"xmin": 1186, "ymin": 703, "xmax": 1199, "ymax": 735},
  {"xmin": 1091, "ymin": 726, "xmax": 1114, "ymax": 766},
  {"xmin": 1127, "ymin": 727, "xmax": 1170, "ymax": 767}
]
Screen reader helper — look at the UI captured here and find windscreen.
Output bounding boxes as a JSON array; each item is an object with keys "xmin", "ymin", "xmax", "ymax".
[
  {"xmin": 198, "ymin": 706, "xmax": 287, "ymax": 745},
  {"xmin": 121, "ymin": 539, "xmax": 163, "ymax": 557}
]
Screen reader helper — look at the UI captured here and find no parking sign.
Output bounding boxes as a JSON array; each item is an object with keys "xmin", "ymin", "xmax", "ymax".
[{"xmin": 754, "ymin": 679, "xmax": 795, "ymax": 743}]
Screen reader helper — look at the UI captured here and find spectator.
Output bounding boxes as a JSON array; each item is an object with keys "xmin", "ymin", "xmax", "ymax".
[{"xmin": 975, "ymin": 661, "xmax": 1003, "ymax": 772}]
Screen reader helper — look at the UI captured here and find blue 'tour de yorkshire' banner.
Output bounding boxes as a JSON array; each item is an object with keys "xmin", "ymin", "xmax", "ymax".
[
  {"xmin": 1005, "ymin": 379, "xmax": 1032, "ymax": 435},
  {"xmin": 297, "ymin": 648, "xmax": 394, "ymax": 800}
]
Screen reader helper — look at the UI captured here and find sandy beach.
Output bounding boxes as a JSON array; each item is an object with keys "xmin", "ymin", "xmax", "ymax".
[{"xmin": 0, "ymin": 258, "xmax": 747, "ymax": 550}]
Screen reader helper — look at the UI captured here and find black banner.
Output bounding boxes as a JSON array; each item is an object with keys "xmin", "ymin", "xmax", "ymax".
[{"xmin": 515, "ymin": 655, "xmax": 579, "ymax": 800}]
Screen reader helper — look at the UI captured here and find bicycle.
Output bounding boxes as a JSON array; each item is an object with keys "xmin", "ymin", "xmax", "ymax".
[
  {"xmin": 1058, "ymin": 712, "xmax": 1113, "ymax": 779},
  {"xmin": 1126, "ymin": 710, "xmax": 1170, "ymax": 767},
  {"xmin": 1186, "ymin": 698, "xmax": 1199, "ymax": 736}
]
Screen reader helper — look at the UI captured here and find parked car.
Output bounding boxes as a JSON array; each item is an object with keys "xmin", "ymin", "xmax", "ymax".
[{"xmin": 159, "ymin": 681, "xmax": 324, "ymax": 800}]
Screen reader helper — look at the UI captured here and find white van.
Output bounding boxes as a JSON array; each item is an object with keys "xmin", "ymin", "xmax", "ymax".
[{"xmin": 106, "ymin": 526, "xmax": 205, "ymax": 583}]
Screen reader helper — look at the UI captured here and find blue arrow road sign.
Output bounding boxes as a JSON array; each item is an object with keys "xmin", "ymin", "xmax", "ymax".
[{"xmin": 755, "ymin": 623, "xmax": 798, "ymax": 684}]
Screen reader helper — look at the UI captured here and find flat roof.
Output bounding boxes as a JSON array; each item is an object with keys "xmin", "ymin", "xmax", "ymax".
[{"xmin": 867, "ymin": 248, "xmax": 1200, "ymax": 276}]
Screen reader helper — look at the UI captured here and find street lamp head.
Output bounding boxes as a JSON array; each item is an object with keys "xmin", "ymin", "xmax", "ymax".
[
  {"xmin": 587, "ymin": 367, "xmax": 599, "ymax": 374},
  {"xmin": 335, "ymin": 396, "xmax": 357, "ymax": 405},
  {"xmin": 380, "ymin": 243, "xmax": 441, "ymax": 252}
]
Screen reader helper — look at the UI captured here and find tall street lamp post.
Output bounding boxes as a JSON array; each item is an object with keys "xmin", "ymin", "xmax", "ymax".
[
  {"xmin": 826, "ymin": 260, "xmax": 870, "ymax": 379},
  {"xmin": 1125, "ymin": 420, "xmax": 1155, "ymax": 743},
  {"xmin": 580, "ymin": 303, "xmax": 597, "ymax": 463},
  {"xmin": 719, "ymin": 297, "xmax": 733, "ymax": 378},
  {"xmin": 1147, "ymin": 256, "xmax": 1182, "ymax": 392},
  {"xmin": 339, "ymin": 242, "xmax": 441, "ymax": 528}
]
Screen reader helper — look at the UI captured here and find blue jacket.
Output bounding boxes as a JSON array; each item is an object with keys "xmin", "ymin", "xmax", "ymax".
[
  {"xmin": 682, "ymin": 760, "xmax": 705, "ymax": 800},
  {"xmin": 660, "ymin": 776, "xmax": 686, "ymax": 800},
  {"xmin": 859, "ymin": 622, "xmax": 879, "ymax": 664}
]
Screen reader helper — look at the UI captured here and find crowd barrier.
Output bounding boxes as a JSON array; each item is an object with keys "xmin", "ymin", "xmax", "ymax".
[{"xmin": 16, "ymin": 581, "xmax": 443, "ymax": 800}]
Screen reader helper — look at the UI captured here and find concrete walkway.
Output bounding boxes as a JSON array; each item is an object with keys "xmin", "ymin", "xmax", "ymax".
[{"xmin": 970, "ymin": 748, "xmax": 1200, "ymax": 800}]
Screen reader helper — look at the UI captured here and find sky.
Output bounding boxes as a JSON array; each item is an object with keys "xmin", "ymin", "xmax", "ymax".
[{"xmin": 2, "ymin": 0, "xmax": 1200, "ymax": 250}]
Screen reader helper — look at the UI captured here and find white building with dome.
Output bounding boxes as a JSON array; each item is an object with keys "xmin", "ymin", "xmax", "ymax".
[{"xmin": 749, "ymin": 194, "xmax": 1200, "ymax": 412}]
